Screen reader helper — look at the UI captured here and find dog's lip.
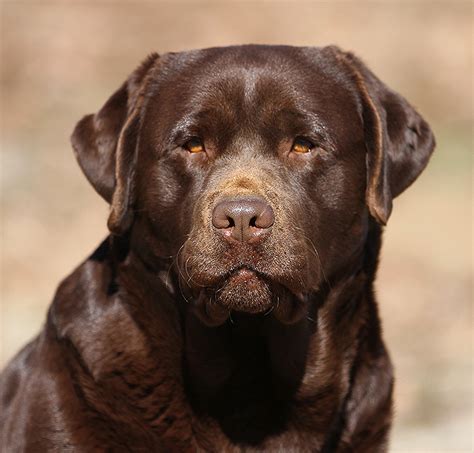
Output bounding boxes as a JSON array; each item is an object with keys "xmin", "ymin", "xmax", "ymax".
[
  {"xmin": 220, "ymin": 265, "xmax": 266, "ymax": 285},
  {"xmin": 187, "ymin": 264, "xmax": 311, "ymax": 324},
  {"xmin": 226, "ymin": 267, "xmax": 267, "ymax": 291},
  {"xmin": 183, "ymin": 262, "xmax": 309, "ymax": 296},
  {"xmin": 230, "ymin": 265, "xmax": 258, "ymax": 277}
]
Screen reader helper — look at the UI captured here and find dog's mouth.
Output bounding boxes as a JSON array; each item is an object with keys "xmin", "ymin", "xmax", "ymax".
[
  {"xmin": 185, "ymin": 265, "xmax": 309, "ymax": 326},
  {"xmin": 215, "ymin": 266, "xmax": 273, "ymax": 314}
]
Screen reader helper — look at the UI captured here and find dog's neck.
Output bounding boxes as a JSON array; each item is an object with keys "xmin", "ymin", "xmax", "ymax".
[
  {"xmin": 182, "ymin": 302, "xmax": 315, "ymax": 444},
  {"xmin": 105, "ymin": 220, "xmax": 382, "ymax": 446}
]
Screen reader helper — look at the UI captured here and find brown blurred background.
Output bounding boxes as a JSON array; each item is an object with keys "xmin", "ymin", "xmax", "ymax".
[{"xmin": 1, "ymin": 1, "xmax": 472, "ymax": 451}]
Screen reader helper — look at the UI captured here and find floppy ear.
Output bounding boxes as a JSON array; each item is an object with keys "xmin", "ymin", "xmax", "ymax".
[
  {"xmin": 71, "ymin": 53, "xmax": 159, "ymax": 235},
  {"xmin": 334, "ymin": 48, "xmax": 435, "ymax": 225}
]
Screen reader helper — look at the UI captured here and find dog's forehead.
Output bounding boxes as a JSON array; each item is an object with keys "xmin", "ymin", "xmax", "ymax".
[
  {"xmin": 161, "ymin": 45, "xmax": 353, "ymax": 104},
  {"xmin": 145, "ymin": 45, "xmax": 361, "ymax": 144}
]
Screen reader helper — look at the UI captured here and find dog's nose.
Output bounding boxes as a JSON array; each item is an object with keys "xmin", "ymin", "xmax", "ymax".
[{"xmin": 212, "ymin": 196, "xmax": 274, "ymax": 243}]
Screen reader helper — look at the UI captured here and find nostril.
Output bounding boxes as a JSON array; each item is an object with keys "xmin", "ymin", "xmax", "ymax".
[
  {"xmin": 249, "ymin": 216, "xmax": 257, "ymax": 228},
  {"xmin": 227, "ymin": 216, "xmax": 235, "ymax": 228}
]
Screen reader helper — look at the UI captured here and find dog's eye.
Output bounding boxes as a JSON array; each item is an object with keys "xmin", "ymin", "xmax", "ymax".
[
  {"xmin": 291, "ymin": 137, "xmax": 315, "ymax": 154},
  {"xmin": 183, "ymin": 138, "xmax": 205, "ymax": 153}
]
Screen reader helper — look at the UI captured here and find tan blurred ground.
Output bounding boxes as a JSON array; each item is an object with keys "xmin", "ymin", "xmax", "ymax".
[{"xmin": 0, "ymin": 1, "xmax": 472, "ymax": 451}]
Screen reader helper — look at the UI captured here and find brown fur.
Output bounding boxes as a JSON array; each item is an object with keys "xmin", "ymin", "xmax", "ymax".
[{"xmin": 0, "ymin": 45, "xmax": 434, "ymax": 452}]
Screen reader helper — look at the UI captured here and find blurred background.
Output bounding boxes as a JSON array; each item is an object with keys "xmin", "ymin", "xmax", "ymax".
[{"xmin": 1, "ymin": 1, "xmax": 472, "ymax": 451}]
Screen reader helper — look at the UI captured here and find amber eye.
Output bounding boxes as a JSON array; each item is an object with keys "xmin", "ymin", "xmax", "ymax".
[
  {"xmin": 291, "ymin": 137, "xmax": 315, "ymax": 154},
  {"xmin": 183, "ymin": 138, "xmax": 205, "ymax": 153}
]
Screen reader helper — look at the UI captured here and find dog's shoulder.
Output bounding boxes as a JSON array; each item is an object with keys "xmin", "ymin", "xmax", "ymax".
[
  {"xmin": 48, "ymin": 239, "xmax": 181, "ymax": 382},
  {"xmin": 1, "ymin": 239, "xmax": 192, "ymax": 451}
]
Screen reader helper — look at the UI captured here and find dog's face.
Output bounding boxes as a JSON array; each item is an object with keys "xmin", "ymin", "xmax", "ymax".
[{"xmin": 72, "ymin": 45, "xmax": 434, "ymax": 323}]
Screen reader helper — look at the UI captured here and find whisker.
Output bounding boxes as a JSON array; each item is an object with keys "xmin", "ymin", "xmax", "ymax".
[
  {"xmin": 293, "ymin": 226, "xmax": 331, "ymax": 290},
  {"xmin": 174, "ymin": 239, "xmax": 191, "ymax": 303},
  {"xmin": 264, "ymin": 304, "xmax": 275, "ymax": 316},
  {"xmin": 177, "ymin": 274, "xmax": 190, "ymax": 304},
  {"xmin": 184, "ymin": 256, "xmax": 193, "ymax": 285}
]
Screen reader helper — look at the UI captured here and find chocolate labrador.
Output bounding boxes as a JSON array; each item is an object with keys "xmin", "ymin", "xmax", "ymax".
[{"xmin": 0, "ymin": 45, "xmax": 435, "ymax": 452}]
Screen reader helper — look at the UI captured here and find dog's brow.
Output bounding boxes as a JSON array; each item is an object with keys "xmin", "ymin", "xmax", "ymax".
[
  {"xmin": 168, "ymin": 108, "xmax": 334, "ymax": 149},
  {"xmin": 168, "ymin": 114, "xmax": 200, "ymax": 144},
  {"xmin": 285, "ymin": 109, "xmax": 335, "ymax": 150}
]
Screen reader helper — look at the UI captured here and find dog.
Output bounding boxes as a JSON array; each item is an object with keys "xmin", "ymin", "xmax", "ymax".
[{"xmin": 0, "ymin": 45, "xmax": 434, "ymax": 452}]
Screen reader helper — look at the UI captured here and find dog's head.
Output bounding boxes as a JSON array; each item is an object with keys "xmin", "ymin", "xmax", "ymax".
[{"xmin": 71, "ymin": 45, "xmax": 434, "ymax": 324}]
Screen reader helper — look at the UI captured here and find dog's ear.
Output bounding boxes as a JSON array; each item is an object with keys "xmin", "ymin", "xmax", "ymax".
[
  {"xmin": 71, "ymin": 53, "xmax": 159, "ymax": 235},
  {"xmin": 333, "ymin": 48, "xmax": 435, "ymax": 225}
]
